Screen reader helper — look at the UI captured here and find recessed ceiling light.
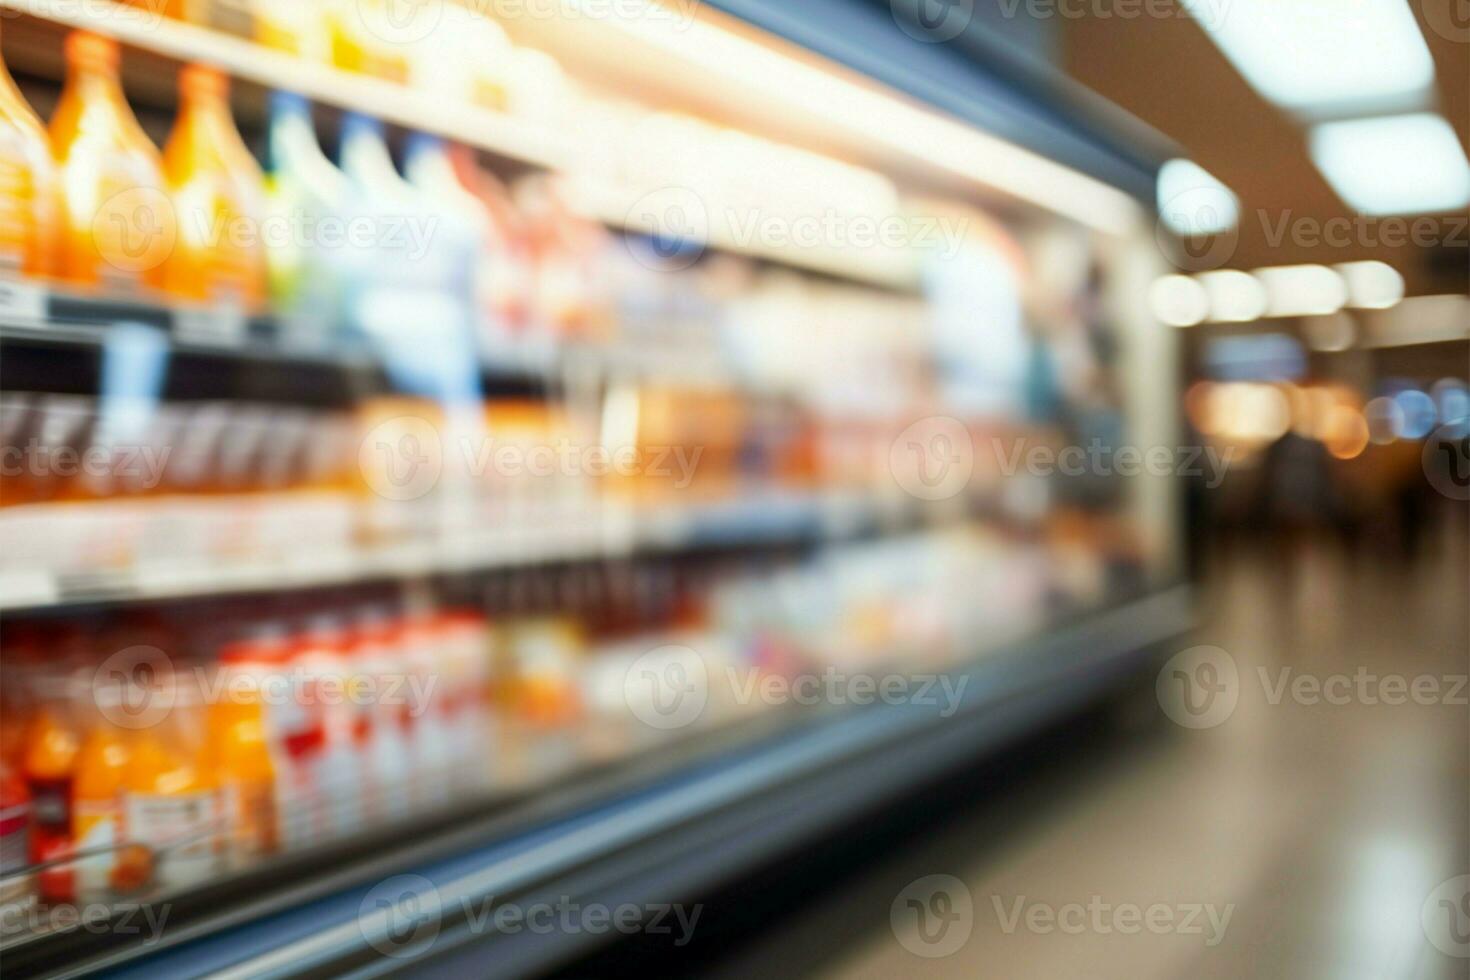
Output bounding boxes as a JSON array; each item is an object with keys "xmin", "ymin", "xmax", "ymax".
[
  {"xmin": 1149, "ymin": 275, "xmax": 1210, "ymax": 327},
  {"xmin": 1255, "ymin": 265, "xmax": 1348, "ymax": 317},
  {"xmin": 1197, "ymin": 270, "xmax": 1266, "ymax": 322},
  {"xmin": 1309, "ymin": 114, "xmax": 1470, "ymax": 216},
  {"xmin": 1179, "ymin": 0, "xmax": 1436, "ymax": 116},
  {"xmin": 1157, "ymin": 159, "xmax": 1239, "ymax": 235},
  {"xmin": 1335, "ymin": 261, "xmax": 1405, "ymax": 310}
]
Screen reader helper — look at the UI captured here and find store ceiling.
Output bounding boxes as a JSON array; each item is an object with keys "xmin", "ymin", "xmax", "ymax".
[{"xmin": 1059, "ymin": 4, "xmax": 1469, "ymax": 298}]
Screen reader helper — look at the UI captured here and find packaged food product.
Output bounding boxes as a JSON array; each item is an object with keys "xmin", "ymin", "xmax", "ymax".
[
  {"xmin": 50, "ymin": 33, "xmax": 174, "ymax": 295},
  {"xmin": 435, "ymin": 610, "xmax": 493, "ymax": 786},
  {"xmin": 264, "ymin": 92, "xmax": 348, "ymax": 333},
  {"xmin": 327, "ymin": 0, "xmax": 411, "ymax": 83},
  {"xmin": 405, "ymin": 6, "xmax": 514, "ymax": 110},
  {"xmin": 162, "ymin": 65, "xmax": 267, "ymax": 310},
  {"xmin": 72, "ymin": 684, "xmax": 133, "ymax": 903},
  {"xmin": 350, "ymin": 608, "xmax": 413, "ymax": 824},
  {"xmin": 0, "ymin": 27, "xmax": 61, "ymax": 279},
  {"xmin": 288, "ymin": 616, "xmax": 361, "ymax": 837},
  {"xmin": 514, "ymin": 175, "xmax": 610, "ymax": 342},
  {"xmin": 120, "ymin": 678, "xmax": 218, "ymax": 894},
  {"xmin": 254, "ymin": 0, "xmax": 331, "ymax": 61},
  {"xmin": 206, "ymin": 654, "xmax": 276, "ymax": 869},
  {"xmin": 21, "ymin": 674, "xmax": 79, "ymax": 903},
  {"xmin": 217, "ymin": 629, "xmax": 322, "ymax": 851},
  {"xmin": 403, "ymin": 134, "xmax": 488, "ymax": 348},
  {"xmin": 394, "ymin": 613, "xmax": 453, "ymax": 808},
  {"xmin": 445, "ymin": 144, "xmax": 536, "ymax": 345}
]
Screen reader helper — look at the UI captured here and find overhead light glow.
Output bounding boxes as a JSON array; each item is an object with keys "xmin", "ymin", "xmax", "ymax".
[
  {"xmin": 1179, "ymin": 0, "xmax": 1436, "ymax": 116},
  {"xmin": 1392, "ymin": 389, "xmax": 1437, "ymax": 439},
  {"xmin": 1255, "ymin": 264, "xmax": 1347, "ymax": 317},
  {"xmin": 1309, "ymin": 114, "xmax": 1470, "ymax": 216},
  {"xmin": 579, "ymin": 0, "xmax": 1143, "ymax": 233},
  {"xmin": 1157, "ymin": 159, "xmax": 1239, "ymax": 236},
  {"xmin": 1197, "ymin": 269, "xmax": 1266, "ymax": 322},
  {"xmin": 1363, "ymin": 396, "xmax": 1402, "ymax": 445},
  {"xmin": 1150, "ymin": 275, "xmax": 1209, "ymax": 327},
  {"xmin": 1336, "ymin": 261, "xmax": 1405, "ymax": 309}
]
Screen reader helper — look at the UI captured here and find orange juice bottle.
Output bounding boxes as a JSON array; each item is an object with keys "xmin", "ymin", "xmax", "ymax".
[
  {"xmin": 50, "ymin": 32, "xmax": 174, "ymax": 295},
  {"xmin": 120, "ymin": 679, "xmax": 217, "ymax": 894},
  {"xmin": 162, "ymin": 65, "xmax": 266, "ymax": 311},
  {"xmin": 21, "ymin": 673, "xmax": 79, "ymax": 904},
  {"xmin": 72, "ymin": 684, "xmax": 133, "ymax": 903},
  {"xmin": 206, "ymin": 657, "xmax": 276, "ymax": 869},
  {"xmin": 0, "ymin": 26, "xmax": 61, "ymax": 279}
]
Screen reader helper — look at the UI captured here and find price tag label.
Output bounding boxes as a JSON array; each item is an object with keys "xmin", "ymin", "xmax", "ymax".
[
  {"xmin": 174, "ymin": 308, "xmax": 248, "ymax": 347},
  {"xmin": 0, "ymin": 569, "xmax": 58, "ymax": 610},
  {"xmin": 0, "ymin": 279, "xmax": 47, "ymax": 324}
]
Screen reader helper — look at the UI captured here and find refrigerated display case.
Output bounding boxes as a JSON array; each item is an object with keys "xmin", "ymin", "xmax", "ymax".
[{"xmin": 0, "ymin": 1, "xmax": 1191, "ymax": 975}]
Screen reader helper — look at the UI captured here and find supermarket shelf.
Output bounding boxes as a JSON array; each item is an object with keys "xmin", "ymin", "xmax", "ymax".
[
  {"xmin": 1, "ymin": 0, "xmax": 569, "ymax": 168},
  {"xmin": 10, "ymin": 586, "xmax": 1190, "ymax": 979},
  {"xmin": 0, "ymin": 491, "xmax": 912, "ymax": 612},
  {"xmin": 0, "ymin": 310, "xmax": 379, "ymax": 372},
  {"xmin": 0, "ymin": 286, "xmax": 794, "ymax": 394},
  {"xmin": 0, "ymin": 0, "xmax": 924, "ymax": 290}
]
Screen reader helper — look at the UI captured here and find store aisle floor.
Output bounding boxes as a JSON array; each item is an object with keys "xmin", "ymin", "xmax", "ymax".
[{"xmin": 697, "ymin": 523, "xmax": 1469, "ymax": 980}]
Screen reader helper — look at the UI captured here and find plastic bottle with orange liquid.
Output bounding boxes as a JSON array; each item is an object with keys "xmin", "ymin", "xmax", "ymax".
[
  {"xmin": 206, "ymin": 655, "xmax": 276, "ymax": 870},
  {"xmin": 49, "ymin": 33, "xmax": 174, "ymax": 296},
  {"xmin": 162, "ymin": 65, "xmax": 266, "ymax": 311},
  {"xmin": 72, "ymin": 683, "xmax": 133, "ymax": 903},
  {"xmin": 0, "ymin": 26, "xmax": 61, "ymax": 279},
  {"xmin": 119, "ymin": 678, "xmax": 218, "ymax": 894}
]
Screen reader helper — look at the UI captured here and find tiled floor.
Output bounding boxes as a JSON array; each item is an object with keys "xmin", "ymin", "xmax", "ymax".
[{"xmin": 705, "ymin": 516, "xmax": 1469, "ymax": 979}]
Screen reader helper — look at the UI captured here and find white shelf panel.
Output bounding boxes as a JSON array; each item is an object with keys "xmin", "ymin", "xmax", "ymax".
[{"xmin": 0, "ymin": 491, "xmax": 907, "ymax": 610}]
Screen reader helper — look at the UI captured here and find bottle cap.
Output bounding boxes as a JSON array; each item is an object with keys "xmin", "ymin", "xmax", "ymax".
[
  {"xmin": 270, "ymin": 89, "xmax": 311, "ymax": 118},
  {"xmin": 180, "ymin": 63, "xmax": 229, "ymax": 101},
  {"xmin": 340, "ymin": 112, "xmax": 385, "ymax": 141},
  {"xmin": 65, "ymin": 31, "xmax": 119, "ymax": 70}
]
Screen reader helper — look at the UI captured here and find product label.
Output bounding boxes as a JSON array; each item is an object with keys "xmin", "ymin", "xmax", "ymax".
[
  {"xmin": 0, "ymin": 130, "xmax": 36, "ymax": 272},
  {"xmin": 273, "ymin": 755, "xmax": 324, "ymax": 850},
  {"xmin": 73, "ymin": 799, "xmax": 119, "ymax": 902},
  {"xmin": 123, "ymin": 791, "xmax": 218, "ymax": 894},
  {"xmin": 218, "ymin": 780, "xmax": 274, "ymax": 870},
  {"xmin": 27, "ymin": 777, "xmax": 70, "ymax": 830},
  {"xmin": 88, "ymin": 158, "xmax": 169, "ymax": 293}
]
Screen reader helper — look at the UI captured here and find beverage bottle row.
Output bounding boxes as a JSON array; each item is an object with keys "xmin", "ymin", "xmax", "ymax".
[
  {"xmin": 0, "ymin": 30, "xmax": 607, "ymax": 349},
  {"xmin": 0, "ymin": 604, "xmax": 494, "ymax": 909}
]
